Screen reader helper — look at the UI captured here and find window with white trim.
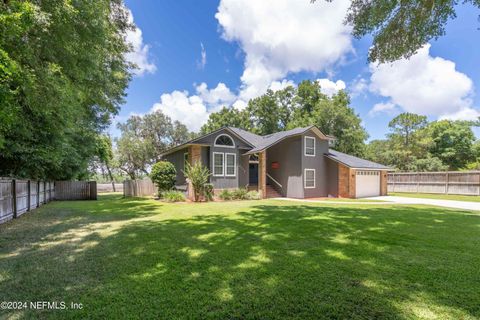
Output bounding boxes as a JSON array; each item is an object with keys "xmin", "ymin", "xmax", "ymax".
[
  {"xmin": 304, "ymin": 169, "xmax": 315, "ymax": 188},
  {"xmin": 304, "ymin": 136, "xmax": 315, "ymax": 156},
  {"xmin": 225, "ymin": 153, "xmax": 236, "ymax": 176},
  {"xmin": 214, "ymin": 134, "xmax": 235, "ymax": 148},
  {"xmin": 213, "ymin": 152, "xmax": 224, "ymax": 176}
]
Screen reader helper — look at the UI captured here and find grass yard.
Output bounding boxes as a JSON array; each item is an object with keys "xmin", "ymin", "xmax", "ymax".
[
  {"xmin": 1, "ymin": 194, "xmax": 479, "ymax": 319},
  {"xmin": 390, "ymin": 192, "xmax": 480, "ymax": 202}
]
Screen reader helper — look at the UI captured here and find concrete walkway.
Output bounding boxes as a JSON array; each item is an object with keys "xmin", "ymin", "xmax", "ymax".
[
  {"xmin": 271, "ymin": 196, "xmax": 479, "ymax": 211},
  {"xmin": 365, "ymin": 196, "xmax": 480, "ymax": 211}
]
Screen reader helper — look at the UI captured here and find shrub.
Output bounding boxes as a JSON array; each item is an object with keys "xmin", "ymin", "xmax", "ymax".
[
  {"xmin": 218, "ymin": 189, "xmax": 233, "ymax": 200},
  {"xmin": 245, "ymin": 191, "xmax": 261, "ymax": 200},
  {"xmin": 162, "ymin": 190, "xmax": 186, "ymax": 202},
  {"xmin": 231, "ymin": 188, "xmax": 248, "ymax": 200},
  {"xmin": 150, "ymin": 161, "xmax": 177, "ymax": 196},
  {"xmin": 183, "ymin": 162, "xmax": 210, "ymax": 202},
  {"xmin": 204, "ymin": 183, "xmax": 214, "ymax": 202}
]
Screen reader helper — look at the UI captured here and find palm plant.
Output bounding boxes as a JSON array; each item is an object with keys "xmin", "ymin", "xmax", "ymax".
[{"xmin": 183, "ymin": 162, "xmax": 210, "ymax": 202}]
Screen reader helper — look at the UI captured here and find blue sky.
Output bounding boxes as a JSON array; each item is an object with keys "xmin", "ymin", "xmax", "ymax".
[{"xmin": 118, "ymin": 0, "xmax": 480, "ymax": 140}]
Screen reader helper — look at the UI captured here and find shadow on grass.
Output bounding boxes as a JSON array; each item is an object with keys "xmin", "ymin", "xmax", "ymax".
[{"xmin": 0, "ymin": 197, "xmax": 479, "ymax": 319}]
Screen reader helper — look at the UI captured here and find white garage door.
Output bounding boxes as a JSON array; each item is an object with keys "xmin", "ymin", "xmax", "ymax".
[{"xmin": 355, "ymin": 170, "xmax": 380, "ymax": 198}]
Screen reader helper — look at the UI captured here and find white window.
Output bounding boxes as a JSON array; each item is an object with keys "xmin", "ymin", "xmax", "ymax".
[
  {"xmin": 225, "ymin": 153, "xmax": 236, "ymax": 176},
  {"xmin": 214, "ymin": 134, "xmax": 235, "ymax": 148},
  {"xmin": 213, "ymin": 152, "xmax": 224, "ymax": 176},
  {"xmin": 304, "ymin": 136, "xmax": 315, "ymax": 156},
  {"xmin": 304, "ymin": 169, "xmax": 316, "ymax": 188},
  {"xmin": 183, "ymin": 152, "xmax": 189, "ymax": 170}
]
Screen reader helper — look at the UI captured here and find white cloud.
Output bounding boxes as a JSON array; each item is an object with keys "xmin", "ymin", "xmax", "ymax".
[
  {"xmin": 350, "ymin": 77, "xmax": 368, "ymax": 97},
  {"xmin": 216, "ymin": 0, "xmax": 352, "ymax": 101},
  {"xmin": 125, "ymin": 9, "xmax": 157, "ymax": 76},
  {"xmin": 197, "ymin": 43, "xmax": 207, "ymax": 69},
  {"xmin": 368, "ymin": 102, "xmax": 399, "ymax": 117},
  {"xmin": 439, "ymin": 107, "xmax": 480, "ymax": 121},
  {"xmin": 369, "ymin": 44, "xmax": 479, "ymax": 119},
  {"xmin": 269, "ymin": 79, "xmax": 295, "ymax": 92},
  {"xmin": 317, "ymin": 79, "xmax": 346, "ymax": 96},
  {"xmin": 151, "ymin": 91, "xmax": 209, "ymax": 132},
  {"xmin": 195, "ymin": 82, "xmax": 236, "ymax": 109}
]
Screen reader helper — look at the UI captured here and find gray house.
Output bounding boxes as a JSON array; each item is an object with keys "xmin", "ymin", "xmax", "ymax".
[{"xmin": 161, "ymin": 126, "xmax": 390, "ymax": 199}]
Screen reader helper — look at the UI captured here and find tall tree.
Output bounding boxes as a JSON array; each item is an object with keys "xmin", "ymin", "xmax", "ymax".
[
  {"xmin": 388, "ymin": 113, "xmax": 428, "ymax": 148},
  {"xmin": 426, "ymin": 120, "xmax": 476, "ymax": 170},
  {"xmin": 0, "ymin": 0, "xmax": 132, "ymax": 179},
  {"xmin": 115, "ymin": 110, "xmax": 192, "ymax": 178},
  {"xmin": 200, "ymin": 107, "xmax": 251, "ymax": 134},
  {"xmin": 314, "ymin": 0, "xmax": 480, "ymax": 62}
]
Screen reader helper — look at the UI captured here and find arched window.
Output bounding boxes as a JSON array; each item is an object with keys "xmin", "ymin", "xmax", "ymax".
[{"xmin": 214, "ymin": 134, "xmax": 235, "ymax": 148}]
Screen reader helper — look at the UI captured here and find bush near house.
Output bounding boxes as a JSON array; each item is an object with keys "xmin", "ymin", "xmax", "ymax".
[
  {"xmin": 218, "ymin": 188, "xmax": 260, "ymax": 200},
  {"xmin": 183, "ymin": 162, "xmax": 210, "ymax": 202},
  {"xmin": 150, "ymin": 161, "xmax": 177, "ymax": 196},
  {"xmin": 162, "ymin": 190, "xmax": 186, "ymax": 202}
]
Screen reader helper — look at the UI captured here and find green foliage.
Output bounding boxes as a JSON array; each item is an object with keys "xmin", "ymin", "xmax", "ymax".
[
  {"xmin": 116, "ymin": 110, "xmax": 193, "ymax": 179},
  {"xmin": 161, "ymin": 190, "xmax": 185, "ymax": 202},
  {"xmin": 245, "ymin": 190, "xmax": 261, "ymax": 200},
  {"xmin": 313, "ymin": 0, "xmax": 478, "ymax": 62},
  {"xmin": 366, "ymin": 113, "xmax": 478, "ymax": 171},
  {"xmin": 200, "ymin": 106, "xmax": 252, "ymax": 135},
  {"xmin": 183, "ymin": 162, "xmax": 210, "ymax": 202},
  {"xmin": 218, "ymin": 189, "xmax": 233, "ymax": 201},
  {"xmin": 204, "ymin": 183, "xmax": 214, "ymax": 202},
  {"xmin": 201, "ymin": 80, "xmax": 368, "ymax": 155},
  {"xmin": 219, "ymin": 188, "xmax": 256, "ymax": 200},
  {"xmin": 150, "ymin": 161, "xmax": 177, "ymax": 195},
  {"xmin": 426, "ymin": 120, "xmax": 476, "ymax": 170},
  {"xmin": 0, "ymin": 0, "xmax": 132, "ymax": 179}
]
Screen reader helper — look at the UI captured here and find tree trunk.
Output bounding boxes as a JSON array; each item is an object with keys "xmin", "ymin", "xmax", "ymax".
[{"xmin": 106, "ymin": 164, "xmax": 116, "ymax": 192}]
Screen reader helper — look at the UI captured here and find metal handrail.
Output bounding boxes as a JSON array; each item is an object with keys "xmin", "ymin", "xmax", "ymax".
[{"xmin": 266, "ymin": 173, "xmax": 282, "ymax": 189}]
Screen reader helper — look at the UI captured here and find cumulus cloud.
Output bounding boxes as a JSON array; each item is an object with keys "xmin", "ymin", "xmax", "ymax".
[
  {"xmin": 368, "ymin": 102, "xmax": 399, "ymax": 117},
  {"xmin": 317, "ymin": 79, "xmax": 346, "ymax": 96},
  {"xmin": 369, "ymin": 44, "xmax": 479, "ymax": 120},
  {"xmin": 195, "ymin": 82, "xmax": 236, "ymax": 109},
  {"xmin": 125, "ymin": 9, "xmax": 157, "ymax": 76},
  {"xmin": 197, "ymin": 43, "xmax": 207, "ymax": 70},
  {"xmin": 216, "ymin": 0, "xmax": 352, "ymax": 100}
]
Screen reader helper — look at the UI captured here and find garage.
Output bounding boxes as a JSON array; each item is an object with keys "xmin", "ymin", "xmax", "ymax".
[{"xmin": 355, "ymin": 170, "xmax": 380, "ymax": 198}]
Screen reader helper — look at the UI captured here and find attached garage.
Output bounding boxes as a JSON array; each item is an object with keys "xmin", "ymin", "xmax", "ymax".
[
  {"xmin": 324, "ymin": 150, "xmax": 391, "ymax": 199},
  {"xmin": 355, "ymin": 170, "xmax": 381, "ymax": 198}
]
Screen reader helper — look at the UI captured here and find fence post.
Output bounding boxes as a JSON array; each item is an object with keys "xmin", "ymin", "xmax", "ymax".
[
  {"xmin": 27, "ymin": 180, "xmax": 31, "ymax": 211},
  {"xmin": 12, "ymin": 179, "xmax": 17, "ymax": 219},
  {"xmin": 43, "ymin": 181, "xmax": 47, "ymax": 203},
  {"xmin": 445, "ymin": 172, "xmax": 449, "ymax": 195},
  {"xmin": 416, "ymin": 172, "xmax": 419, "ymax": 193},
  {"xmin": 37, "ymin": 181, "xmax": 40, "ymax": 207},
  {"xmin": 392, "ymin": 173, "xmax": 395, "ymax": 192},
  {"xmin": 89, "ymin": 181, "xmax": 97, "ymax": 200}
]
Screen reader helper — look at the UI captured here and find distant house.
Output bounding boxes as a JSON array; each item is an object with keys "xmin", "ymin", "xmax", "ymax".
[{"xmin": 161, "ymin": 126, "xmax": 390, "ymax": 199}]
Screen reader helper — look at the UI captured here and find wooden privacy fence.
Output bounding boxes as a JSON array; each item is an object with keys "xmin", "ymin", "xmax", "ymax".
[
  {"xmin": 0, "ymin": 179, "xmax": 97, "ymax": 225},
  {"xmin": 0, "ymin": 180, "xmax": 54, "ymax": 224},
  {"xmin": 388, "ymin": 171, "xmax": 480, "ymax": 196},
  {"xmin": 55, "ymin": 181, "xmax": 97, "ymax": 200},
  {"xmin": 123, "ymin": 179, "xmax": 155, "ymax": 197}
]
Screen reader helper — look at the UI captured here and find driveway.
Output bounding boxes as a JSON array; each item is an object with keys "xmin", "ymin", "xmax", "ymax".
[{"xmin": 365, "ymin": 196, "xmax": 480, "ymax": 211}]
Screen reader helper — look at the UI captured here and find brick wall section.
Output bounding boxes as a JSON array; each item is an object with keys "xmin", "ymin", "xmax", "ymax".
[
  {"xmin": 349, "ymin": 169, "xmax": 356, "ymax": 198},
  {"xmin": 380, "ymin": 171, "xmax": 388, "ymax": 196},
  {"xmin": 187, "ymin": 145, "xmax": 202, "ymax": 200},
  {"xmin": 338, "ymin": 164, "xmax": 350, "ymax": 198},
  {"xmin": 338, "ymin": 164, "xmax": 357, "ymax": 198},
  {"xmin": 258, "ymin": 151, "xmax": 266, "ymax": 199}
]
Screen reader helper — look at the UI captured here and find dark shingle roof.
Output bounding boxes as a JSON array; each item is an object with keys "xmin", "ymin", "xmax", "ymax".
[
  {"xmin": 325, "ymin": 149, "xmax": 391, "ymax": 170},
  {"xmin": 231, "ymin": 126, "xmax": 319, "ymax": 154}
]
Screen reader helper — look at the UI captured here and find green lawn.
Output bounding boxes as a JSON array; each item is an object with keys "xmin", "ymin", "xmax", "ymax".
[
  {"xmin": 390, "ymin": 192, "xmax": 480, "ymax": 202},
  {"xmin": 1, "ymin": 195, "xmax": 479, "ymax": 319}
]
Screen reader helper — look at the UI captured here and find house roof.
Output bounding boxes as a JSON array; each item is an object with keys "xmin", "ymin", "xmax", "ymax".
[{"xmin": 325, "ymin": 149, "xmax": 391, "ymax": 170}]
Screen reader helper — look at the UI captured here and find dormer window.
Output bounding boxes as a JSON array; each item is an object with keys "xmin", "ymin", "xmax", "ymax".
[{"xmin": 214, "ymin": 134, "xmax": 235, "ymax": 148}]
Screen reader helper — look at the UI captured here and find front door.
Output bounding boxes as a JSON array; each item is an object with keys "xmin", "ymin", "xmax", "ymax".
[{"xmin": 249, "ymin": 163, "xmax": 258, "ymax": 185}]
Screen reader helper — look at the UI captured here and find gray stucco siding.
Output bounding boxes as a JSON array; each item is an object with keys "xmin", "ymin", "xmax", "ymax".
[
  {"xmin": 302, "ymin": 130, "xmax": 329, "ymax": 198},
  {"xmin": 164, "ymin": 147, "xmax": 188, "ymax": 185},
  {"xmin": 266, "ymin": 136, "xmax": 303, "ymax": 198},
  {"xmin": 325, "ymin": 157, "xmax": 339, "ymax": 197}
]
